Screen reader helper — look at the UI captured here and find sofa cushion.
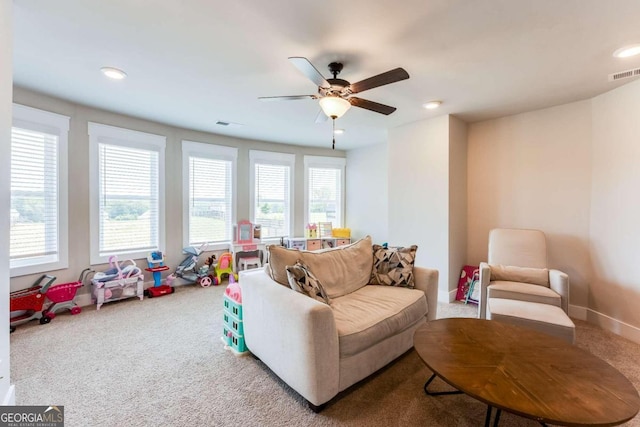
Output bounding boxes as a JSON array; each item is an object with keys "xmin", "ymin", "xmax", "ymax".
[
  {"xmin": 488, "ymin": 281, "xmax": 561, "ymax": 307},
  {"xmin": 268, "ymin": 236, "xmax": 373, "ymax": 298},
  {"xmin": 331, "ymin": 285, "xmax": 427, "ymax": 357},
  {"xmin": 370, "ymin": 244, "xmax": 417, "ymax": 288},
  {"xmin": 489, "ymin": 265, "xmax": 549, "ymax": 286},
  {"xmin": 285, "ymin": 261, "xmax": 331, "ymax": 305}
]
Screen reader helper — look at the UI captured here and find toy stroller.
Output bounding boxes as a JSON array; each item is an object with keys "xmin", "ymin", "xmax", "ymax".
[
  {"xmin": 42, "ymin": 268, "xmax": 93, "ymax": 322},
  {"xmin": 173, "ymin": 243, "xmax": 217, "ymax": 287},
  {"xmin": 10, "ymin": 274, "xmax": 56, "ymax": 332}
]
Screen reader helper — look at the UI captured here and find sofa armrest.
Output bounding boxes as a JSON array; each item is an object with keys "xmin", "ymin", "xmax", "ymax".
[
  {"xmin": 478, "ymin": 262, "xmax": 491, "ymax": 319},
  {"xmin": 549, "ymin": 269, "xmax": 570, "ymax": 315},
  {"xmin": 239, "ymin": 267, "xmax": 340, "ymax": 406},
  {"xmin": 414, "ymin": 266, "xmax": 439, "ymax": 321}
]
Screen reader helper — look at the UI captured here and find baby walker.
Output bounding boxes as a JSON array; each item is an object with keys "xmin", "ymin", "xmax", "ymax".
[{"xmin": 144, "ymin": 251, "xmax": 174, "ymax": 298}]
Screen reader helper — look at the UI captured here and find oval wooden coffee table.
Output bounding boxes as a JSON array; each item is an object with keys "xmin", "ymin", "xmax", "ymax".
[{"xmin": 414, "ymin": 318, "xmax": 640, "ymax": 426}]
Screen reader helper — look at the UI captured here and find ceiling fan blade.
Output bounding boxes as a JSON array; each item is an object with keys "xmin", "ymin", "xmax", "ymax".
[
  {"xmin": 315, "ymin": 110, "xmax": 328, "ymax": 123},
  {"xmin": 349, "ymin": 68, "xmax": 410, "ymax": 94},
  {"xmin": 258, "ymin": 95, "xmax": 317, "ymax": 101},
  {"xmin": 288, "ymin": 57, "xmax": 330, "ymax": 88},
  {"xmin": 349, "ymin": 97, "xmax": 397, "ymax": 115}
]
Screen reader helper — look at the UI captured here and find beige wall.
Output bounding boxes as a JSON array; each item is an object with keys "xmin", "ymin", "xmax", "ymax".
[
  {"xmin": 346, "ymin": 142, "xmax": 389, "ymax": 243},
  {"xmin": 590, "ymin": 79, "xmax": 640, "ymax": 334},
  {"xmin": 448, "ymin": 116, "xmax": 468, "ymax": 298},
  {"xmin": 11, "ymin": 87, "xmax": 344, "ymax": 295},
  {"xmin": 1, "ymin": 0, "xmax": 13, "ymax": 404},
  {"xmin": 388, "ymin": 115, "xmax": 456, "ymax": 298},
  {"xmin": 388, "ymin": 115, "xmax": 467, "ymax": 301},
  {"xmin": 467, "ymin": 100, "xmax": 593, "ymax": 309}
]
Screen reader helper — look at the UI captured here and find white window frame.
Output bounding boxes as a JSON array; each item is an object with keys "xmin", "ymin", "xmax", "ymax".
[
  {"xmin": 182, "ymin": 141, "xmax": 238, "ymax": 250},
  {"xmin": 249, "ymin": 150, "xmax": 295, "ymax": 241},
  {"xmin": 10, "ymin": 104, "xmax": 69, "ymax": 277},
  {"xmin": 303, "ymin": 155, "xmax": 346, "ymax": 229},
  {"xmin": 89, "ymin": 122, "xmax": 166, "ymax": 265}
]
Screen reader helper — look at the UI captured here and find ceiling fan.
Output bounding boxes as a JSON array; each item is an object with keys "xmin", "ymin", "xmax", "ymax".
[{"xmin": 259, "ymin": 57, "xmax": 410, "ymax": 148}]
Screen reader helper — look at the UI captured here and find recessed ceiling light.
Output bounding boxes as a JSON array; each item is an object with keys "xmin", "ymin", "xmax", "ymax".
[
  {"xmin": 613, "ymin": 44, "xmax": 640, "ymax": 58},
  {"xmin": 423, "ymin": 101, "xmax": 442, "ymax": 109},
  {"xmin": 334, "ymin": 129, "xmax": 345, "ymax": 135},
  {"xmin": 100, "ymin": 67, "xmax": 127, "ymax": 80}
]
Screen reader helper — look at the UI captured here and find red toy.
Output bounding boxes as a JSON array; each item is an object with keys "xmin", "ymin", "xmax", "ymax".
[
  {"xmin": 144, "ymin": 251, "xmax": 174, "ymax": 298},
  {"xmin": 42, "ymin": 268, "xmax": 93, "ymax": 321},
  {"xmin": 10, "ymin": 275, "xmax": 56, "ymax": 332}
]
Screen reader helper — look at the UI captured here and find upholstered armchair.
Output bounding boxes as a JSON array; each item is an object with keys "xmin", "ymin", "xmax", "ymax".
[{"xmin": 478, "ymin": 228, "xmax": 574, "ymax": 343}]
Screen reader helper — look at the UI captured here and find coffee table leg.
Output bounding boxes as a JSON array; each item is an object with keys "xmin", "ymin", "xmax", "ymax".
[
  {"xmin": 485, "ymin": 406, "xmax": 503, "ymax": 427},
  {"xmin": 423, "ymin": 373, "xmax": 463, "ymax": 396},
  {"xmin": 485, "ymin": 406, "xmax": 493, "ymax": 427}
]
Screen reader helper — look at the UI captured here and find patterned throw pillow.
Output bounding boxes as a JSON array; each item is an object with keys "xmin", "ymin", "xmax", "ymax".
[
  {"xmin": 285, "ymin": 260, "xmax": 331, "ymax": 305},
  {"xmin": 370, "ymin": 244, "xmax": 418, "ymax": 288}
]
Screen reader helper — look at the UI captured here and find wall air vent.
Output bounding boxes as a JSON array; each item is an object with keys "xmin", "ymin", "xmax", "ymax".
[{"xmin": 608, "ymin": 67, "xmax": 640, "ymax": 82}]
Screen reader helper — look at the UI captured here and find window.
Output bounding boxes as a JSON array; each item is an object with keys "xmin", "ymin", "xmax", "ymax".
[
  {"xmin": 10, "ymin": 104, "xmax": 69, "ymax": 276},
  {"xmin": 182, "ymin": 141, "xmax": 237, "ymax": 248},
  {"xmin": 89, "ymin": 123, "xmax": 166, "ymax": 264},
  {"xmin": 304, "ymin": 156, "xmax": 346, "ymax": 228},
  {"xmin": 250, "ymin": 150, "xmax": 295, "ymax": 239}
]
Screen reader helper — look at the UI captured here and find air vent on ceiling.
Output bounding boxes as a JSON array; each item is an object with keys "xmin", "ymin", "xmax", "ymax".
[{"xmin": 608, "ymin": 67, "xmax": 640, "ymax": 82}]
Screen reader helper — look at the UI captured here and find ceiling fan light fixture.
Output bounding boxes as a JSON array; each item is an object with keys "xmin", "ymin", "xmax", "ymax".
[
  {"xmin": 101, "ymin": 67, "xmax": 127, "ymax": 80},
  {"xmin": 423, "ymin": 100, "xmax": 442, "ymax": 110},
  {"xmin": 319, "ymin": 96, "xmax": 351, "ymax": 119},
  {"xmin": 613, "ymin": 44, "xmax": 640, "ymax": 58}
]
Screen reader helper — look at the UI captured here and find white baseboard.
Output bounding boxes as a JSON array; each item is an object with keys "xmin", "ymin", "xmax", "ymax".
[
  {"xmin": 586, "ymin": 308, "xmax": 640, "ymax": 345},
  {"xmin": 568, "ymin": 304, "xmax": 587, "ymax": 321},
  {"xmin": 438, "ymin": 288, "xmax": 457, "ymax": 303},
  {"xmin": 2, "ymin": 384, "xmax": 15, "ymax": 405}
]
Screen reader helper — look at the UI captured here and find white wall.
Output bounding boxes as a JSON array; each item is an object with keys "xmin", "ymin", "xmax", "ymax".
[
  {"xmin": 346, "ymin": 142, "xmax": 389, "ymax": 243},
  {"xmin": 388, "ymin": 115, "xmax": 451, "ymax": 296},
  {"xmin": 1, "ymin": 0, "xmax": 14, "ymax": 405},
  {"xmin": 589, "ymin": 78, "xmax": 640, "ymax": 337},
  {"xmin": 467, "ymin": 100, "xmax": 593, "ymax": 309},
  {"xmin": 10, "ymin": 87, "xmax": 345, "ymax": 296},
  {"xmin": 448, "ymin": 116, "xmax": 468, "ymax": 298}
]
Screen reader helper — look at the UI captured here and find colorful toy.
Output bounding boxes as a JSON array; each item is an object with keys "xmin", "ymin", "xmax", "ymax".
[
  {"xmin": 215, "ymin": 252, "xmax": 238, "ymax": 284},
  {"xmin": 173, "ymin": 244, "xmax": 217, "ymax": 287},
  {"xmin": 42, "ymin": 268, "xmax": 93, "ymax": 321},
  {"xmin": 91, "ymin": 256, "xmax": 144, "ymax": 309},
  {"xmin": 222, "ymin": 277, "xmax": 247, "ymax": 355},
  {"xmin": 305, "ymin": 223, "xmax": 318, "ymax": 238},
  {"xmin": 10, "ymin": 274, "xmax": 56, "ymax": 332},
  {"xmin": 144, "ymin": 251, "xmax": 174, "ymax": 298}
]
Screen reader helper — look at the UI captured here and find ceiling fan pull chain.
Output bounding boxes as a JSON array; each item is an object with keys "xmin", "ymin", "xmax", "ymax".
[{"xmin": 332, "ymin": 119, "xmax": 336, "ymax": 149}]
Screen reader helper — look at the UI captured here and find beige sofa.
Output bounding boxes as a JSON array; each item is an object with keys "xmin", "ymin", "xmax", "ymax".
[{"xmin": 239, "ymin": 237, "xmax": 438, "ymax": 411}]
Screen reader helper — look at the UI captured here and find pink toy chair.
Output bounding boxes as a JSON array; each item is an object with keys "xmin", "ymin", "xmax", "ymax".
[{"xmin": 216, "ymin": 252, "xmax": 238, "ymax": 283}]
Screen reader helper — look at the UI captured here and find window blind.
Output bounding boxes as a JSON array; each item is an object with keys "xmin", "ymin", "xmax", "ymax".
[
  {"xmin": 188, "ymin": 156, "xmax": 232, "ymax": 244},
  {"xmin": 98, "ymin": 143, "xmax": 159, "ymax": 255},
  {"xmin": 308, "ymin": 167, "xmax": 342, "ymax": 227},
  {"xmin": 10, "ymin": 127, "xmax": 59, "ymax": 265},
  {"xmin": 254, "ymin": 163, "xmax": 290, "ymax": 238}
]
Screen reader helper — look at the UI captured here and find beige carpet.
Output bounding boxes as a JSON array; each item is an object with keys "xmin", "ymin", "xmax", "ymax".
[{"xmin": 10, "ymin": 283, "xmax": 640, "ymax": 426}]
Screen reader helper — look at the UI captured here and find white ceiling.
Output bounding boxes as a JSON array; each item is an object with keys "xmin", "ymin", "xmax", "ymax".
[{"xmin": 12, "ymin": 0, "xmax": 640, "ymax": 150}]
